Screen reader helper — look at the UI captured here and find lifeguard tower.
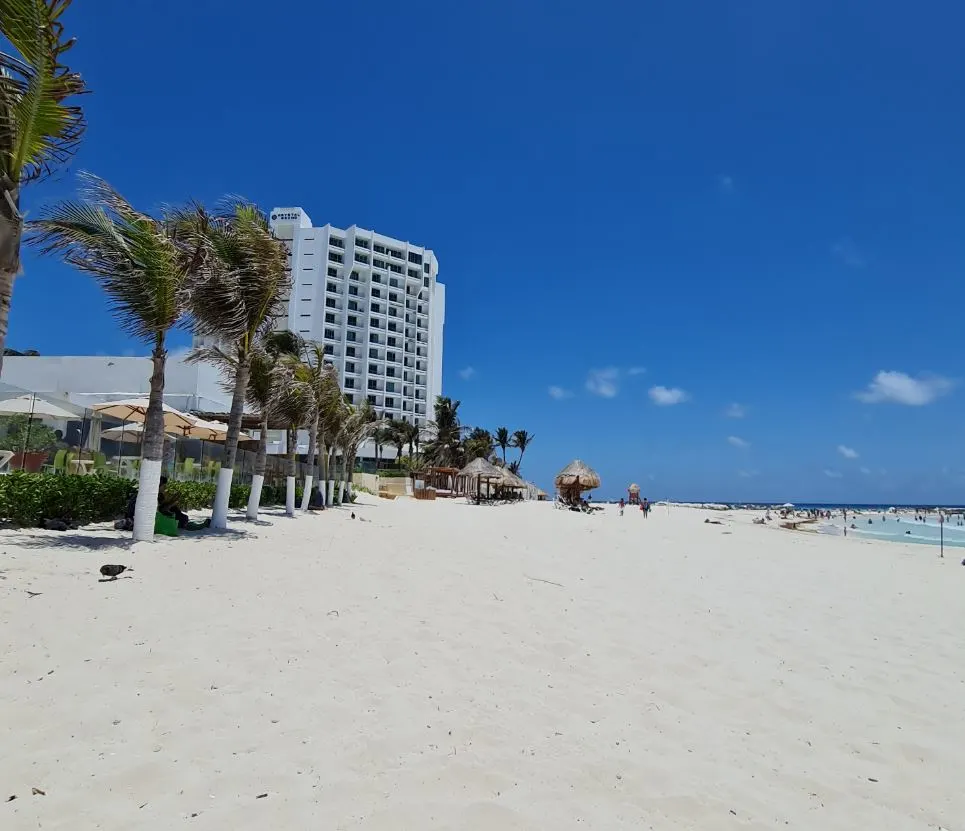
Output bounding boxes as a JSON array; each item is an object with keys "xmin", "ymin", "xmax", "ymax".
[{"xmin": 628, "ymin": 483, "xmax": 641, "ymax": 505}]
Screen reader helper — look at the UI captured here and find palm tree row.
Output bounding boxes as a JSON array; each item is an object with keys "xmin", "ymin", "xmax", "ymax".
[{"xmin": 419, "ymin": 397, "xmax": 535, "ymax": 475}]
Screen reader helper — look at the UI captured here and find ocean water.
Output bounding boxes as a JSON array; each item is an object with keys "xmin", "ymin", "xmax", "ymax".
[{"xmin": 821, "ymin": 516, "xmax": 965, "ymax": 549}]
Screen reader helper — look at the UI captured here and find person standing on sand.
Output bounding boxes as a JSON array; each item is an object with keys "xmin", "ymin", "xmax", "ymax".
[
  {"xmin": 642, "ymin": 497, "xmax": 650, "ymax": 518},
  {"xmin": 619, "ymin": 498, "xmax": 625, "ymax": 516}
]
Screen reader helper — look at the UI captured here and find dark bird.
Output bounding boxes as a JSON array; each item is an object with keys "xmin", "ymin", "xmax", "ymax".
[
  {"xmin": 350, "ymin": 512, "xmax": 356, "ymax": 520},
  {"xmin": 99, "ymin": 564, "xmax": 130, "ymax": 580}
]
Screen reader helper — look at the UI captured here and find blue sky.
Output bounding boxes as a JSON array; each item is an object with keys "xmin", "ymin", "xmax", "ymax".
[{"xmin": 9, "ymin": 0, "xmax": 965, "ymax": 502}]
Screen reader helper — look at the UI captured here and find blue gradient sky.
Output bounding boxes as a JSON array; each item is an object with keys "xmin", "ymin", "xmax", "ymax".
[{"xmin": 9, "ymin": 0, "xmax": 965, "ymax": 501}]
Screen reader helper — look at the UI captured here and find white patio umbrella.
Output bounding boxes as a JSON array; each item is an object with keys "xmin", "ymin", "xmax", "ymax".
[
  {"xmin": 0, "ymin": 393, "xmax": 79, "ymax": 419},
  {"xmin": 101, "ymin": 422, "xmax": 180, "ymax": 441}
]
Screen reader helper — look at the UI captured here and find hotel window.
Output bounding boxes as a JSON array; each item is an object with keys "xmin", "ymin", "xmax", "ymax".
[
  {"xmin": 367, "ymin": 379, "xmax": 378, "ymax": 390},
  {"xmin": 369, "ymin": 333, "xmax": 379, "ymax": 343},
  {"xmin": 346, "ymin": 346, "xmax": 356, "ymax": 357},
  {"xmin": 370, "ymin": 317, "xmax": 378, "ymax": 329},
  {"xmin": 389, "ymin": 263, "xmax": 402, "ymax": 274},
  {"xmin": 423, "ymin": 276, "xmax": 430, "ymax": 287},
  {"xmin": 327, "ymin": 281, "xmax": 337, "ymax": 292},
  {"xmin": 408, "ymin": 252, "xmax": 422, "ymax": 265},
  {"xmin": 348, "ymin": 285, "xmax": 359, "ymax": 296},
  {"xmin": 389, "ymin": 292, "xmax": 399, "ymax": 303},
  {"xmin": 324, "ymin": 328, "xmax": 335, "ymax": 339},
  {"xmin": 325, "ymin": 298, "xmax": 336, "ymax": 308},
  {"xmin": 386, "ymin": 382, "xmax": 396, "ymax": 393},
  {"xmin": 390, "ymin": 278, "xmax": 400, "ymax": 289},
  {"xmin": 369, "ymin": 348, "xmax": 379, "ymax": 359},
  {"xmin": 386, "ymin": 351, "xmax": 397, "ymax": 363},
  {"xmin": 374, "ymin": 244, "xmax": 386, "ymax": 255},
  {"xmin": 372, "ymin": 288, "xmax": 381, "ymax": 299},
  {"xmin": 408, "ymin": 268, "xmax": 419, "ymax": 279},
  {"xmin": 325, "ymin": 312, "xmax": 336, "ymax": 324},
  {"xmin": 347, "ymin": 315, "xmax": 358, "ymax": 327},
  {"xmin": 330, "ymin": 236, "xmax": 344, "ymax": 248},
  {"xmin": 354, "ymin": 252, "xmax": 369, "ymax": 264},
  {"xmin": 423, "ymin": 262, "xmax": 430, "ymax": 273},
  {"xmin": 389, "ymin": 248, "xmax": 402, "ymax": 259},
  {"xmin": 350, "ymin": 270, "xmax": 360, "ymax": 281},
  {"xmin": 323, "ymin": 344, "xmax": 333, "ymax": 355},
  {"xmin": 327, "ymin": 266, "xmax": 338, "ymax": 277},
  {"xmin": 387, "ymin": 337, "xmax": 397, "ymax": 348},
  {"xmin": 344, "ymin": 378, "xmax": 354, "ymax": 389},
  {"xmin": 386, "ymin": 367, "xmax": 396, "ymax": 377},
  {"xmin": 368, "ymin": 363, "xmax": 379, "ymax": 374},
  {"xmin": 371, "ymin": 302, "xmax": 381, "ymax": 313},
  {"xmin": 328, "ymin": 251, "xmax": 342, "ymax": 263},
  {"xmin": 346, "ymin": 362, "xmax": 355, "ymax": 373},
  {"xmin": 367, "ymin": 395, "xmax": 377, "ymax": 405},
  {"xmin": 373, "ymin": 258, "xmax": 386, "ymax": 269},
  {"xmin": 356, "ymin": 238, "xmax": 370, "ymax": 249},
  {"xmin": 346, "ymin": 331, "xmax": 356, "ymax": 342},
  {"xmin": 372, "ymin": 273, "xmax": 382, "ymax": 283},
  {"xmin": 385, "ymin": 397, "xmax": 395, "ymax": 408}
]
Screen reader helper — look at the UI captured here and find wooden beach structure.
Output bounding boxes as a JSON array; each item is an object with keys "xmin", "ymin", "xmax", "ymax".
[{"xmin": 555, "ymin": 459, "xmax": 602, "ymax": 507}]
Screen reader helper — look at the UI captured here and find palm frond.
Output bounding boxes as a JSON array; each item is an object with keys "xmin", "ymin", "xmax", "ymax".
[
  {"xmin": 27, "ymin": 173, "xmax": 188, "ymax": 343},
  {"xmin": 0, "ymin": 0, "xmax": 87, "ymax": 185}
]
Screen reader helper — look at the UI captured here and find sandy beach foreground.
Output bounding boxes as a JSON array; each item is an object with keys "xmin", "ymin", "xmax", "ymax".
[{"xmin": 2, "ymin": 499, "xmax": 963, "ymax": 830}]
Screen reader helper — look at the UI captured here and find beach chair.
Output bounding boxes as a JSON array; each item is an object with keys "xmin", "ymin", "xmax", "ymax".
[{"xmin": 45, "ymin": 449, "xmax": 67, "ymax": 474}]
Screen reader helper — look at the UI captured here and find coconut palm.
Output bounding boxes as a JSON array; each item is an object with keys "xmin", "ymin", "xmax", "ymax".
[
  {"xmin": 244, "ymin": 330, "xmax": 302, "ymax": 519},
  {"xmin": 511, "ymin": 429, "xmax": 534, "ymax": 472},
  {"xmin": 423, "ymin": 396, "xmax": 463, "ymax": 468},
  {"xmin": 299, "ymin": 343, "xmax": 340, "ymax": 510},
  {"xmin": 0, "ymin": 0, "xmax": 87, "ymax": 374},
  {"xmin": 30, "ymin": 175, "xmax": 189, "ymax": 540},
  {"xmin": 333, "ymin": 401, "xmax": 378, "ymax": 502},
  {"xmin": 273, "ymin": 356, "xmax": 315, "ymax": 516},
  {"xmin": 387, "ymin": 418, "xmax": 407, "ymax": 467},
  {"xmin": 317, "ymin": 389, "xmax": 348, "ymax": 506},
  {"xmin": 464, "ymin": 427, "xmax": 494, "ymax": 462},
  {"xmin": 181, "ymin": 201, "xmax": 289, "ymax": 528},
  {"xmin": 494, "ymin": 426, "xmax": 511, "ymax": 465},
  {"xmin": 372, "ymin": 424, "xmax": 390, "ymax": 470},
  {"xmin": 400, "ymin": 419, "xmax": 420, "ymax": 459}
]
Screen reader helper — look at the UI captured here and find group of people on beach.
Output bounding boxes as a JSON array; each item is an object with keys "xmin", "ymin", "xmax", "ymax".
[{"xmin": 618, "ymin": 497, "xmax": 650, "ymax": 517}]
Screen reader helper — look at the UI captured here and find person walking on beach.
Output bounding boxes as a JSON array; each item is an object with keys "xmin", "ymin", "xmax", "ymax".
[
  {"xmin": 642, "ymin": 497, "xmax": 650, "ymax": 518},
  {"xmin": 619, "ymin": 497, "xmax": 625, "ymax": 516}
]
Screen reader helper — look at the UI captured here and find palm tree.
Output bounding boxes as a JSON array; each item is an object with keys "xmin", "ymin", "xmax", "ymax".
[
  {"xmin": 273, "ymin": 356, "xmax": 315, "ymax": 516},
  {"xmin": 0, "ymin": 0, "xmax": 87, "ymax": 374},
  {"xmin": 494, "ymin": 427, "xmax": 511, "ymax": 465},
  {"xmin": 299, "ymin": 343, "xmax": 340, "ymax": 510},
  {"xmin": 334, "ymin": 401, "xmax": 378, "ymax": 502},
  {"xmin": 372, "ymin": 424, "xmax": 390, "ymax": 471},
  {"xmin": 464, "ymin": 427, "xmax": 494, "ymax": 462},
  {"xmin": 317, "ymin": 389, "xmax": 348, "ymax": 506},
  {"xmin": 182, "ymin": 201, "xmax": 288, "ymax": 528},
  {"xmin": 511, "ymin": 429, "xmax": 534, "ymax": 472},
  {"xmin": 423, "ymin": 396, "xmax": 463, "ymax": 468},
  {"xmin": 30, "ymin": 175, "xmax": 189, "ymax": 540},
  {"xmin": 387, "ymin": 418, "xmax": 407, "ymax": 468},
  {"xmin": 244, "ymin": 330, "xmax": 302, "ymax": 520},
  {"xmin": 401, "ymin": 419, "xmax": 420, "ymax": 459}
]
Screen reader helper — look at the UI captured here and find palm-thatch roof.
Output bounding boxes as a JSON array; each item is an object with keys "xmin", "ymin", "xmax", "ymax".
[
  {"xmin": 554, "ymin": 459, "xmax": 601, "ymax": 491},
  {"xmin": 457, "ymin": 457, "xmax": 503, "ymax": 479},
  {"xmin": 628, "ymin": 483, "xmax": 640, "ymax": 493},
  {"xmin": 498, "ymin": 469, "xmax": 527, "ymax": 489}
]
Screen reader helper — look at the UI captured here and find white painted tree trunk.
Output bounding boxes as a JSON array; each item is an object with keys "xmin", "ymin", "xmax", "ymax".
[
  {"xmin": 133, "ymin": 458, "xmax": 163, "ymax": 542},
  {"xmin": 285, "ymin": 476, "xmax": 296, "ymax": 516},
  {"xmin": 246, "ymin": 473, "xmax": 264, "ymax": 520},
  {"xmin": 211, "ymin": 467, "xmax": 234, "ymax": 529},
  {"xmin": 326, "ymin": 480, "xmax": 334, "ymax": 504},
  {"xmin": 300, "ymin": 475, "xmax": 313, "ymax": 511}
]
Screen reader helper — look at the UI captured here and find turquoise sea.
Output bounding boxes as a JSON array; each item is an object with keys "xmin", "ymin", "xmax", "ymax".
[{"xmin": 821, "ymin": 515, "xmax": 965, "ymax": 549}]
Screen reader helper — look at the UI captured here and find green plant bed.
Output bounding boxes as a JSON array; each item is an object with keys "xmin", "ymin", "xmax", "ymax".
[
  {"xmin": 377, "ymin": 469, "xmax": 410, "ymax": 478},
  {"xmin": 0, "ymin": 472, "xmax": 299, "ymax": 528}
]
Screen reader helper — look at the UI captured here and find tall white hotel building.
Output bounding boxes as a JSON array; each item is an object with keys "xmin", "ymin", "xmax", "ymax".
[{"xmin": 268, "ymin": 208, "xmax": 445, "ymax": 429}]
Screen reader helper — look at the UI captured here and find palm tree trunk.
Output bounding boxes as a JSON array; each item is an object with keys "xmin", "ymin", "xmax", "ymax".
[
  {"xmin": 133, "ymin": 338, "xmax": 168, "ymax": 541},
  {"xmin": 300, "ymin": 414, "xmax": 318, "ymax": 510},
  {"xmin": 285, "ymin": 427, "xmax": 296, "ymax": 516},
  {"xmin": 246, "ymin": 409, "xmax": 269, "ymax": 520},
  {"xmin": 326, "ymin": 446, "xmax": 337, "ymax": 506},
  {"xmin": 211, "ymin": 354, "xmax": 250, "ymax": 528},
  {"xmin": 0, "ymin": 180, "xmax": 22, "ymax": 377}
]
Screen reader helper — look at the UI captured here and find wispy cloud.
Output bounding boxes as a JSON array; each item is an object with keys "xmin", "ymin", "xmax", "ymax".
[
  {"xmin": 627, "ymin": 366, "xmax": 646, "ymax": 376},
  {"xmin": 724, "ymin": 402, "xmax": 746, "ymax": 419},
  {"xmin": 727, "ymin": 436, "xmax": 749, "ymax": 449},
  {"xmin": 586, "ymin": 367, "xmax": 620, "ymax": 398},
  {"xmin": 718, "ymin": 174, "xmax": 735, "ymax": 194},
  {"xmin": 738, "ymin": 469, "xmax": 759, "ymax": 478},
  {"xmin": 854, "ymin": 371, "xmax": 954, "ymax": 406},
  {"xmin": 649, "ymin": 385, "xmax": 690, "ymax": 406},
  {"xmin": 458, "ymin": 366, "xmax": 476, "ymax": 380},
  {"xmin": 548, "ymin": 385, "xmax": 573, "ymax": 400},
  {"xmin": 837, "ymin": 445, "xmax": 859, "ymax": 459},
  {"xmin": 832, "ymin": 237, "xmax": 866, "ymax": 269},
  {"xmin": 824, "ymin": 469, "xmax": 843, "ymax": 479},
  {"xmin": 860, "ymin": 466, "xmax": 871, "ymax": 475}
]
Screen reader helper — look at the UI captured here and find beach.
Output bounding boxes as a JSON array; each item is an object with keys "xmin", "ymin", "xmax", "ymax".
[{"xmin": 2, "ymin": 499, "xmax": 963, "ymax": 830}]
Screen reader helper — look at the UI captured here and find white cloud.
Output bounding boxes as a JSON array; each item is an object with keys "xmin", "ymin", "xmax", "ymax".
[
  {"xmin": 837, "ymin": 445, "xmax": 859, "ymax": 459},
  {"xmin": 548, "ymin": 386, "xmax": 573, "ymax": 400},
  {"xmin": 627, "ymin": 366, "xmax": 646, "ymax": 376},
  {"xmin": 458, "ymin": 366, "xmax": 476, "ymax": 380},
  {"xmin": 824, "ymin": 469, "xmax": 843, "ymax": 479},
  {"xmin": 718, "ymin": 174, "xmax": 735, "ymax": 193},
  {"xmin": 832, "ymin": 237, "xmax": 866, "ymax": 269},
  {"xmin": 724, "ymin": 402, "xmax": 746, "ymax": 419},
  {"xmin": 727, "ymin": 435, "xmax": 749, "ymax": 449},
  {"xmin": 854, "ymin": 371, "xmax": 954, "ymax": 406},
  {"xmin": 586, "ymin": 367, "xmax": 620, "ymax": 398},
  {"xmin": 649, "ymin": 385, "xmax": 690, "ymax": 406},
  {"xmin": 860, "ymin": 467, "xmax": 871, "ymax": 475},
  {"xmin": 738, "ymin": 469, "xmax": 758, "ymax": 478}
]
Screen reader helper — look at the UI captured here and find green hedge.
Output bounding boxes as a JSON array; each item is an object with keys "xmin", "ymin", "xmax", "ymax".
[{"xmin": 0, "ymin": 472, "xmax": 304, "ymax": 528}]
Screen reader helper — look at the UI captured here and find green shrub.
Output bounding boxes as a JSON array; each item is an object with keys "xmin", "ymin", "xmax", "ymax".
[
  {"xmin": 0, "ymin": 472, "xmax": 136, "ymax": 527},
  {"xmin": 0, "ymin": 472, "xmax": 305, "ymax": 528},
  {"xmin": 0, "ymin": 414, "xmax": 58, "ymax": 452},
  {"xmin": 378, "ymin": 468, "xmax": 409, "ymax": 478}
]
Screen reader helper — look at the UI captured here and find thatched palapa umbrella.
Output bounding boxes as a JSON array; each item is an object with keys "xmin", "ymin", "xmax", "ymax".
[
  {"xmin": 457, "ymin": 457, "xmax": 503, "ymax": 500},
  {"xmin": 555, "ymin": 459, "xmax": 601, "ymax": 504}
]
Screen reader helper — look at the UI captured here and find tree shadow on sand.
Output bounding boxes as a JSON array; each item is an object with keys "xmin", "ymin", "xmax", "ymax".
[{"xmin": 1, "ymin": 525, "xmax": 249, "ymax": 551}]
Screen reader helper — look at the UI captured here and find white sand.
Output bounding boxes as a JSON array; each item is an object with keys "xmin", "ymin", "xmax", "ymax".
[{"xmin": 2, "ymin": 499, "xmax": 963, "ymax": 829}]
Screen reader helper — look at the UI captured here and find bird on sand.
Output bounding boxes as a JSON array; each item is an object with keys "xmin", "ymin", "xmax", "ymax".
[{"xmin": 99, "ymin": 564, "xmax": 130, "ymax": 580}]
